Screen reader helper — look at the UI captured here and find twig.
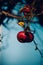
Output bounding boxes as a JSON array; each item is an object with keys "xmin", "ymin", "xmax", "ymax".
[
  {"xmin": 2, "ymin": 11, "xmax": 22, "ymax": 19},
  {"xmin": 31, "ymin": 0, "xmax": 36, "ymax": 6},
  {"xmin": 33, "ymin": 40, "xmax": 43, "ymax": 57},
  {"xmin": 36, "ymin": 12, "xmax": 43, "ymax": 16}
]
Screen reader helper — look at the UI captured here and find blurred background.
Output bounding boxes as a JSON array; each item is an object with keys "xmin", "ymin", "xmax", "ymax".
[{"xmin": 0, "ymin": 0, "xmax": 43, "ymax": 65}]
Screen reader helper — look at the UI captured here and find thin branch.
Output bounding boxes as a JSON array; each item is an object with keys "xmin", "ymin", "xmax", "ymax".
[
  {"xmin": 2, "ymin": 11, "xmax": 22, "ymax": 19},
  {"xmin": 33, "ymin": 40, "xmax": 43, "ymax": 57},
  {"xmin": 1, "ymin": 11, "xmax": 43, "ymax": 25},
  {"xmin": 31, "ymin": 0, "xmax": 36, "ymax": 6},
  {"xmin": 36, "ymin": 12, "xmax": 43, "ymax": 16}
]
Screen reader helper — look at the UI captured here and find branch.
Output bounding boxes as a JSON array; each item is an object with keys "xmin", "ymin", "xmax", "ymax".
[
  {"xmin": 33, "ymin": 40, "xmax": 43, "ymax": 57},
  {"xmin": 31, "ymin": 0, "xmax": 36, "ymax": 6},
  {"xmin": 1, "ymin": 11, "xmax": 22, "ymax": 19},
  {"xmin": 36, "ymin": 12, "xmax": 43, "ymax": 16}
]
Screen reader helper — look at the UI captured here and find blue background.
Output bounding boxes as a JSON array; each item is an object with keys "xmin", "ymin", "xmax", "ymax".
[{"xmin": 1, "ymin": 1, "xmax": 43, "ymax": 65}]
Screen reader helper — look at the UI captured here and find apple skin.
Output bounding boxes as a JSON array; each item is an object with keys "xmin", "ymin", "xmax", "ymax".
[
  {"xmin": 17, "ymin": 31, "xmax": 34, "ymax": 43},
  {"xmin": 20, "ymin": 5, "xmax": 31, "ymax": 16},
  {"xmin": 25, "ymin": 32, "xmax": 34, "ymax": 42},
  {"xmin": 17, "ymin": 31, "xmax": 27, "ymax": 43}
]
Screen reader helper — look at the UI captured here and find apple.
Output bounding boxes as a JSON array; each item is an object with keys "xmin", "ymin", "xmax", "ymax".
[
  {"xmin": 17, "ymin": 31, "xmax": 34, "ymax": 43},
  {"xmin": 17, "ymin": 31, "xmax": 27, "ymax": 43}
]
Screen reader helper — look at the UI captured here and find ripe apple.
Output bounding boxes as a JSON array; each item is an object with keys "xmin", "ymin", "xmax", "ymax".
[{"xmin": 17, "ymin": 31, "xmax": 34, "ymax": 43}]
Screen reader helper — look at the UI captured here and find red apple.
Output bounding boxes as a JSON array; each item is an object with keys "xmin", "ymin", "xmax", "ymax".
[
  {"xmin": 17, "ymin": 31, "xmax": 27, "ymax": 43},
  {"xmin": 25, "ymin": 32, "xmax": 34, "ymax": 42},
  {"xmin": 17, "ymin": 31, "xmax": 34, "ymax": 43}
]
